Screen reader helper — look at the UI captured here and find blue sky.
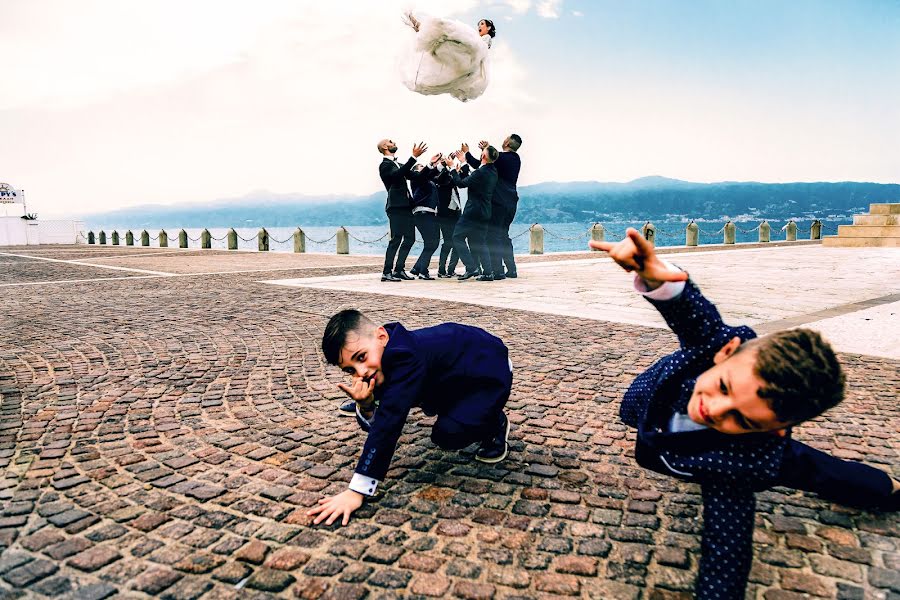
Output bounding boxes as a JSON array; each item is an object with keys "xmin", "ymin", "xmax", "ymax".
[{"xmin": 0, "ymin": 0, "xmax": 897, "ymax": 215}]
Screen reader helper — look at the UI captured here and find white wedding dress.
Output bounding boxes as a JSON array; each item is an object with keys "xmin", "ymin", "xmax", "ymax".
[{"xmin": 400, "ymin": 16, "xmax": 492, "ymax": 102}]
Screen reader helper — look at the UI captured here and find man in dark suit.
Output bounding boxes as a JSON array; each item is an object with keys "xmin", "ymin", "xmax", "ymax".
[
  {"xmin": 435, "ymin": 156, "xmax": 464, "ymax": 277},
  {"xmin": 591, "ymin": 229, "xmax": 899, "ymax": 600},
  {"xmin": 465, "ymin": 134, "xmax": 522, "ymax": 279},
  {"xmin": 450, "ymin": 146, "xmax": 499, "ymax": 280},
  {"xmin": 378, "ymin": 138, "xmax": 427, "ymax": 282},
  {"xmin": 309, "ymin": 309, "xmax": 513, "ymax": 526}
]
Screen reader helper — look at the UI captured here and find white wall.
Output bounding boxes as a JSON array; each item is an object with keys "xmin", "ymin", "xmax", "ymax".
[{"xmin": 0, "ymin": 217, "xmax": 84, "ymax": 246}]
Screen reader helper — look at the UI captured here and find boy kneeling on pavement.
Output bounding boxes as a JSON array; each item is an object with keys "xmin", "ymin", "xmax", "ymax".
[{"xmin": 309, "ymin": 310, "xmax": 513, "ymax": 526}]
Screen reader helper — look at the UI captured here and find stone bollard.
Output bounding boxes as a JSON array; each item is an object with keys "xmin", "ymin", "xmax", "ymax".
[
  {"xmin": 759, "ymin": 221, "xmax": 771, "ymax": 243},
  {"xmin": 293, "ymin": 227, "xmax": 306, "ymax": 253},
  {"xmin": 227, "ymin": 228, "xmax": 238, "ymax": 250},
  {"xmin": 201, "ymin": 229, "xmax": 211, "ymax": 249},
  {"xmin": 811, "ymin": 220, "xmax": 822, "ymax": 240},
  {"xmin": 99, "ymin": 231, "xmax": 107, "ymax": 245},
  {"xmin": 641, "ymin": 222, "xmax": 656, "ymax": 246},
  {"xmin": 258, "ymin": 228, "xmax": 269, "ymax": 252},
  {"xmin": 785, "ymin": 220, "xmax": 797, "ymax": 241},
  {"xmin": 686, "ymin": 221, "xmax": 699, "ymax": 246},
  {"xmin": 589, "ymin": 223, "xmax": 605, "ymax": 250},
  {"xmin": 336, "ymin": 227, "xmax": 350, "ymax": 254},
  {"xmin": 724, "ymin": 222, "xmax": 736, "ymax": 244},
  {"xmin": 159, "ymin": 230, "xmax": 168, "ymax": 248},
  {"xmin": 179, "ymin": 230, "xmax": 188, "ymax": 249},
  {"xmin": 529, "ymin": 224, "xmax": 544, "ymax": 254},
  {"xmin": 126, "ymin": 230, "xmax": 134, "ymax": 246},
  {"xmin": 112, "ymin": 231, "xmax": 120, "ymax": 245},
  {"xmin": 141, "ymin": 230, "xmax": 149, "ymax": 246},
  {"xmin": 88, "ymin": 231, "xmax": 95, "ymax": 244}
]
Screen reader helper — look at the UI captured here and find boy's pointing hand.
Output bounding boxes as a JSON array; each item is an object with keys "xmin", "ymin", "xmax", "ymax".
[{"xmin": 590, "ymin": 228, "xmax": 688, "ymax": 290}]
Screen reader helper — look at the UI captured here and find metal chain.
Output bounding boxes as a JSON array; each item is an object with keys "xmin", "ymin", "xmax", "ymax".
[
  {"xmin": 346, "ymin": 231, "xmax": 390, "ymax": 244},
  {"xmin": 305, "ymin": 232, "xmax": 338, "ymax": 244},
  {"xmin": 235, "ymin": 232, "xmax": 258, "ymax": 242},
  {"xmin": 542, "ymin": 227, "xmax": 587, "ymax": 241},
  {"xmin": 268, "ymin": 234, "xmax": 293, "ymax": 244},
  {"xmin": 510, "ymin": 228, "xmax": 530, "ymax": 240}
]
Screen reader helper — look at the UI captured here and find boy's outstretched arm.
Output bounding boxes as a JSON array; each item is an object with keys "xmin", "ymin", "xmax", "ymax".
[
  {"xmin": 589, "ymin": 228, "xmax": 688, "ymax": 289},
  {"xmin": 591, "ymin": 229, "xmax": 752, "ymax": 349}
]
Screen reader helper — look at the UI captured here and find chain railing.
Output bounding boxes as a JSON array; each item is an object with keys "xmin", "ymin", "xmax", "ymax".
[{"xmin": 84, "ymin": 218, "xmax": 846, "ymax": 255}]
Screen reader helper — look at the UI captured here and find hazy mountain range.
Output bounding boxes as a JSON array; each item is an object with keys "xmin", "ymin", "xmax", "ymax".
[{"xmin": 84, "ymin": 176, "xmax": 900, "ymax": 229}]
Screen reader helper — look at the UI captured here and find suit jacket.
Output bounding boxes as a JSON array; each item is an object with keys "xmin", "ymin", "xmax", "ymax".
[
  {"xmin": 466, "ymin": 150, "xmax": 520, "ymax": 207},
  {"xmin": 379, "ymin": 156, "xmax": 416, "ymax": 212},
  {"xmin": 451, "ymin": 163, "xmax": 497, "ymax": 223},
  {"xmin": 410, "ymin": 167, "xmax": 440, "ymax": 211},
  {"xmin": 436, "ymin": 167, "xmax": 464, "ymax": 218},
  {"xmin": 355, "ymin": 322, "xmax": 510, "ymax": 482},
  {"xmin": 623, "ymin": 280, "xmax": 789, "ymax": 600}
]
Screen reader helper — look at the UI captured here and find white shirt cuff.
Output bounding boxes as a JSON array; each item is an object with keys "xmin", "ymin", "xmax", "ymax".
[
  {"xmin": 633, "ymin": 259, "xmax": 686, "ymax": 301},
  {"xmin": 356, "ymin": 403, "xmax": 374, "ymax": 427},
  {"xmin": 349, "ymin": 472, "xmax": 380, "ymax": 496}
]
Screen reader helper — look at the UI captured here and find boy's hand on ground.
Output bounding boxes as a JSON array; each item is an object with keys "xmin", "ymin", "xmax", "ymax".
[
  {"xmin": 589, "ymin": 228, "xmax": 688, "ymax": 290},
  {"xmin": 307, "ymin": 490, "xmax": 364, "ymax": 526}
]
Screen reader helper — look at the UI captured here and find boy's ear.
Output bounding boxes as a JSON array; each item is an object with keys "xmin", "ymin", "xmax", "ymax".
[
  {"xmin": 712, "ymin": 336, "xmax": 743, "ymax": 365},
  {"xmin": 375, "ymin": 326, "xmax": 389, "ymax": 346}
]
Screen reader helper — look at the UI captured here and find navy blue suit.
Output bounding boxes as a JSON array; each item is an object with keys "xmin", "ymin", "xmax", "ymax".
[
  {"xmin": 624, "ymin": 280, "xmax": 895, "ymax": 600},
  {"xmin": 355, "ymin": 323, "xmax": 512, "ymax": 483}
]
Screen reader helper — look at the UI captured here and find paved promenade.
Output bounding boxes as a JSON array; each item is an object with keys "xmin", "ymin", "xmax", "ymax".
[{"xmin": 0, "ymin": 243, "xmax": 898, "ymax": 600}]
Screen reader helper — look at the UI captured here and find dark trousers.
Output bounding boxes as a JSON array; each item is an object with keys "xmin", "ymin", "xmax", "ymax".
[
  {"xmin": 438, "ymin": 214, "xmax": 460, "ymax": 274},
  {"xmin": 383, "ymin": 210, "xmax": 415, "ymax": 275},
  {"xmin": 487, "ymin": 203, "xmax": 508, "ymax": 276},
  {"xmin": 777, "ymin": 440, "xmax": 895, "ymax": 510},
  {"xmin": 412, "ymin": 212, "xmax": 440, "ymax": 274},
  {"xmin": 452, "ymin": 219, "xmax": 489, "ymax": 274},
  {"xmin": 430, "ymin": 367, "xmax": 512, "ymax": 450},
  {"xmin": 501, "ymin": 202, "xmax": 518, "ymax": 274}
]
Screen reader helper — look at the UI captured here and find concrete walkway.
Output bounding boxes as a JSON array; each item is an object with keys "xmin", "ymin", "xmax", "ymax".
[{"xmin": 265, "ymin": 245, "xmax": 900, "ymax": 359}]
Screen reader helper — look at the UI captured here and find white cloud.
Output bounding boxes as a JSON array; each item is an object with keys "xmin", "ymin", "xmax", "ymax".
[
  {"xmin": 536, "ymin": 0, "xmax": 563, "ymax": 18},
  {"xmin": 572, "ymin": 10, "xmax": 584, "ymax": 17},
  {"xmin": 495, "ymin": 0, "xmax": 531, "ymax": 14}
]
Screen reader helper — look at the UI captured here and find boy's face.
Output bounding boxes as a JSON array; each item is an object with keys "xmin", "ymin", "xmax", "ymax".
[
  {"xmin": 687, "ymin": 337, "xmax": 790, "ymax": 436},
  {"xmin": 337, "ymin": 326, "xmax": 388, "ymax": 387}
]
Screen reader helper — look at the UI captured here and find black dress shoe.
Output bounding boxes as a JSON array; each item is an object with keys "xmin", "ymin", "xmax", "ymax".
[
  {"xmin": 417, "ymin": 272, "xmax": 435, "ymax": 280},
  {"xmin": 458, "ymin": 271, "xmax": 479, "ymax": 280},
  {"xmin": 505, "ymin": 271, "xmax": 518, "ymax": 279},
  {"xmin": 437, "ymin": 270, "xmax": 448, "ymax": 278},
  {"xmin": 393, "ymin": 270, "xmax": 414, "ymax": 281},
  {"xmin": 476, "ymin": 274, "xmax": 494, "ymax": 281},
  {"xmin": 493, "ymin": 274, "xmax": 506, "ymax": 281},
  {"xmin": 475, "ymin": 412, "xmax": 509, "ymax": 463},
  {"xmin": 338, "ymin": 400, "xmax": 356, "ymax": 416},
  {"xmin": 409, "ymin": 268, "xmax": 419, "ymax": 277},
  {"xmin": 381, "ymin": 273, "xmax": 401, "ymax": 282}
]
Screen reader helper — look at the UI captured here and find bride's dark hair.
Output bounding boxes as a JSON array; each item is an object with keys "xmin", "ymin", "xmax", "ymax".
[{"xmin": 481, "ymin": 19, "xmax": 496, "ymax": 38}]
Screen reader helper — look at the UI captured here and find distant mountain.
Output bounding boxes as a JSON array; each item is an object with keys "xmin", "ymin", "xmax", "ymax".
[{"xmin": 85, "ymin": 177, "xmax": 900, "ymax": 229}]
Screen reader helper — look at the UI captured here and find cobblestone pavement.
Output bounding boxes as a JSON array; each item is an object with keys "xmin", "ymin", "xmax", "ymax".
[{"xmin": 0, "ymin": 248, "xmax": 898, "ymax": 600}]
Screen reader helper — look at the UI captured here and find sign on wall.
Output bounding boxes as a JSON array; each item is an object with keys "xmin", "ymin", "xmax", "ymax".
[{"xmin": 0, "ymin": 183, "xmax": 22, "ymax": 204}]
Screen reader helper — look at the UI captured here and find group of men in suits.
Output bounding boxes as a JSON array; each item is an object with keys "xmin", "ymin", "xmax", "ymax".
[{"xmin": 377, "ymin": 134, "xmax": 522, "ymax": 283}]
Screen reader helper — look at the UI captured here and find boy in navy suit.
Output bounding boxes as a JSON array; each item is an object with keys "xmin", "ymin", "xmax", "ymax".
[
  {"xmin": 591, "ymin": 229, "xmax": 899, "ymax": 600},
  {"xmin": 309, "ymin": 310, "xmax": 513, "ymax": 526}
]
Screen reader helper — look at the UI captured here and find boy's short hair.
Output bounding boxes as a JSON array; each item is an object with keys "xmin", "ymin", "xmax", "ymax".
[
  {"xmin": 739, "ymin": 328, "xmax": 845, "ymax": 424},
  {"xmin": 322, "ymin": 309, "xmax": 375, "ymax": 365}
]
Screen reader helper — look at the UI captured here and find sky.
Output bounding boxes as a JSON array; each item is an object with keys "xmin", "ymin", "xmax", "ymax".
[{"xmin": 1, "ymin": 0, "xmax": 898, "ymax": 217}]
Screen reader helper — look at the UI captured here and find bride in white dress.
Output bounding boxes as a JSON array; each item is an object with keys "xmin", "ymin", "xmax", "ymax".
[{"xmin": 400, "ymin": 14, "xmax": 496, "ymax": 102}]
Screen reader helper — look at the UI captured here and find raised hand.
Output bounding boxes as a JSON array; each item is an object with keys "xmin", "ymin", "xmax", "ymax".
[
  {"xmin": 430, "ymin": 153, "xmax": 443, "ymax": 165},
  {"xmin": 307, "ymin": 489, "xmax": 364, "ymax": 526},
  {"xmin": 478, "ymin": 140, "xmax": 489, "ymax": 150},
  {"xmin": 589, "ymin": 228, "xmax": 688, "ymax": 290},
  {"xmin": 412, "ymin": 142, "xmax": 428, "ymax": 158},
  {"xmin": 460, "ymin": 142, "xmax": 469, "ymax": 155},
  {"xmin": 444, "ymin": 155, "xmax": 455, "ymax": 167}
]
